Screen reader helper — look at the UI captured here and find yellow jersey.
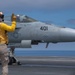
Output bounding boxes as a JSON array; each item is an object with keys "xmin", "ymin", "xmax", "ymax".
[{"xmin": 0, "ymin": 21, "xmax": 16, "ymax": 44}]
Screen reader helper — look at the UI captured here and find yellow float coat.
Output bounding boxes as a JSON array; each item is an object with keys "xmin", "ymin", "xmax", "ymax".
[{"xmin": 0, "ymin": 21, "xmax": 16, "ymax": 44}]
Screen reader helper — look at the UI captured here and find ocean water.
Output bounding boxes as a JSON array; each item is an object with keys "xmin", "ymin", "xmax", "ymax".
[{"xmin": 15, "ymin": 50, "xmax": 75, "ymax": 56}]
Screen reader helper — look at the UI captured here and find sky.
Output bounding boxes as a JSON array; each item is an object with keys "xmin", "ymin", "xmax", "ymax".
[{"xmin": 1, "ymin": 0, "xmax": 75, "ymax": 50}]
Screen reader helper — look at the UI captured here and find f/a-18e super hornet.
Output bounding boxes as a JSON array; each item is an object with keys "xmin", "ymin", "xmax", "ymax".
[{"xmin": 4, "ymin": 14, "xmax": 75, "ymax": 65}]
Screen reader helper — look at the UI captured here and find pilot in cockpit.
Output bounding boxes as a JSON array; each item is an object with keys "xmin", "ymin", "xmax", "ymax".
[{"xmin": 16, "ymin": 14, "xmax": 20, "ymax": 22}]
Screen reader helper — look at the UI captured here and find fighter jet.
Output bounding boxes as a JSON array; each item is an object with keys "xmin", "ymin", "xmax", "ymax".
[{"xmin": 4, "ymin": 14, "xmax": 75, "ymax": 65}]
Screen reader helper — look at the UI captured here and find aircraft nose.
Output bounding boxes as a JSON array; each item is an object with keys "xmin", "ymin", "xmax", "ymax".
[{"xmin": 60, "ymin": 28, "xmax": 75, "ymax": 42}]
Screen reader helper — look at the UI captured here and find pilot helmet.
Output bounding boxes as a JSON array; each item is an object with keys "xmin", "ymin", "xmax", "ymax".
[
  {"xmin": 16, "ymin": 14, "xmax": 20, "ymax": 22},
  {"xmin": 0, "ymin": 12, "xmax": 4, "ymax": 22},
  {"xmin": 16, "ymin": 14, "xmax": 20, "ymax": 17}
]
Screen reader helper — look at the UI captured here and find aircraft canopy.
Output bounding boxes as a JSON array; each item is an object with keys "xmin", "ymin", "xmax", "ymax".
[{"xmin": 5, "ymin": 15, "xmax": 37, "ymax": 23}]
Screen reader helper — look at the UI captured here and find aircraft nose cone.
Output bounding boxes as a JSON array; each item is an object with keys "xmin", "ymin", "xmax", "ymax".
[{"xmin": 60, "ymin": 28, "xmax": 75, "ymax": 42}]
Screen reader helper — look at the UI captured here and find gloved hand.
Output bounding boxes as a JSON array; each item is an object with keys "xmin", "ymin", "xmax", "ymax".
[{"xmin": 11, "ymin": 13, "xmax": 16, "ymax": 22}]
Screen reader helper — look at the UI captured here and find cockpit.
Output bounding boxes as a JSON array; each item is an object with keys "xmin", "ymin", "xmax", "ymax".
[
  {"xmin": 5, "ymin": 15, "xmax": 37, "ymax": 23},
  {"xmin": 16, "ymin": 15, "xmax": 37, "ymax": 23}
]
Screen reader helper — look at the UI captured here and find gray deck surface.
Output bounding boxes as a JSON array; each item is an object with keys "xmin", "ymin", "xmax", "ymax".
[{"xmin": 0, "ymin": 56, "xmax": 75, "ymax": 75}]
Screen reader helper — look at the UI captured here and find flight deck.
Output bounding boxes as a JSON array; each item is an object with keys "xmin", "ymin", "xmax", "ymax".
[{"xmin": 0, "ymin": 56, "xmax": 75, "ymax": 75}]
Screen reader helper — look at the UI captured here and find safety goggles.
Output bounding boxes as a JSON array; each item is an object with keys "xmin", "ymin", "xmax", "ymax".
[{"xmin": 0, "ymin": 14, "xmax": 4, "ymax": 19}]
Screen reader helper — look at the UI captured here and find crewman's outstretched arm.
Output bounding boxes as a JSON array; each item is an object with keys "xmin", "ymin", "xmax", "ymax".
[{"xmin": 0, "ymin": 21, "xmax": 16, "ymax": 32}]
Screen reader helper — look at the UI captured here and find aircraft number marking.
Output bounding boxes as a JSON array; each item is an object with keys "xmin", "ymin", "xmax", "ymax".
[{"xmin": 40, "ymin": 26, "xmax": 48, "ymax": 31}]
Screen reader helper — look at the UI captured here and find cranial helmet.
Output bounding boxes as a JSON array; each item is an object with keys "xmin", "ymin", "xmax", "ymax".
[{"xmin": 0, "ymin": 12, "xmax": 4, "ymax": 21}]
